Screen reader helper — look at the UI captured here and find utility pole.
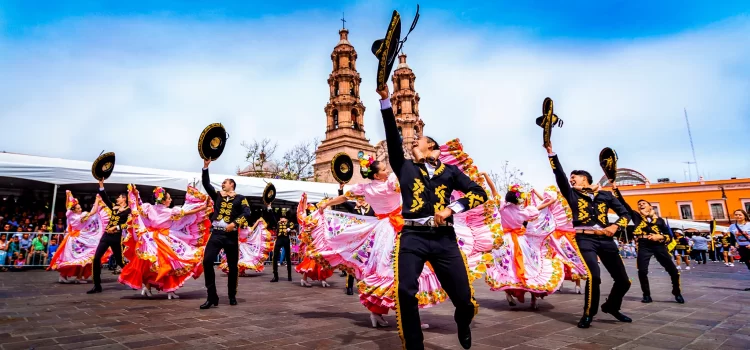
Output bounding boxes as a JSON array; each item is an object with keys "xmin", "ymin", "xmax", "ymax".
[
  {"xmin": 683, "ymin": 161, "xmax": 695, "ymax": 182},
  {"xmin": 684, "ymin": 108, "xmax": 700, "ymax": 179}
]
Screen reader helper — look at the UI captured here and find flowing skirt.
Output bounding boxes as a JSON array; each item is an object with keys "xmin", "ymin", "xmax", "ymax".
[
  {"xmin": 298, "ymin": 196, "xmax": 496, "ymax": 314},
  {"xmin": 220, "ymin": 219, "xmax": 273, "ymax": 274},
  {"xmin": 484, "ymin": 209, "xmax": 565, "ymax": 298},
  {"xmin": 48, "ymin": 213, "xmax": 108, "ymax": 279},
  {"xmin": 119, "ymin": 203, "xmax": 210, "ymax": 292},
  {"xmin": 295, "ymin": 256, "xmax": 334, "ymax": 281}
]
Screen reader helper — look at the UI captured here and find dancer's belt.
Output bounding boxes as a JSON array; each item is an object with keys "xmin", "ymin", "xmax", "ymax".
[{"xmin": 403, "ymin": 217, "xmax": 452, "ymax": 228}]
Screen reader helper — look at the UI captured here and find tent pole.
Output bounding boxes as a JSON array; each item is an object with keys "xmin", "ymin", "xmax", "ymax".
[{"xmin": 49, "ymin": 184, "xmax": 58, "ymax": 230}]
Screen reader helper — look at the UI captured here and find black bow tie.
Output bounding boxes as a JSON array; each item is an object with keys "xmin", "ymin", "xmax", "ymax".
[{"xmin": 417, "ymin": 157, "xmax": 438, "ymax": 167}]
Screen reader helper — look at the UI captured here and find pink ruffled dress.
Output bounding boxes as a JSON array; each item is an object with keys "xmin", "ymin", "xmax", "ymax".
[
  {"xmin": 297, "ymin": 139, "xmax": 498, "ymax": 314},
  {"xmin": 220, "ymin": 218, "xmax": 273, "ymax": 275},
  {"xmin": 119, "ymin": 186, "xmax": 211, "ymax": 292},
  {"xmin": 484, "ymin": 194, "xmax": 565, "ymax": 300},
  {"xmin": 540, "ymin": 187, "xmax": 587, "ymax": 282},
  {"xmin": 48, "ymin": 191, "xmax": 111, "ymax": 279}
]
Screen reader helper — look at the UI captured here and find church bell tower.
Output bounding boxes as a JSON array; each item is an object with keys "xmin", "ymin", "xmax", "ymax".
[{"xmin": 313, "ymin": 27, "xmax": 375, "ymax": 184}]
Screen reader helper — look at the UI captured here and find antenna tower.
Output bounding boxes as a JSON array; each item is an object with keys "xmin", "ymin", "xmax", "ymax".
[{"xmin": 684, "ymin": 108, "xmax": 700, "ymax": 179}]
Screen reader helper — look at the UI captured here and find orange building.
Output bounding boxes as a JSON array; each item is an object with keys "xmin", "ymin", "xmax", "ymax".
[{"xmin": 603, "ymin": 169, "xmax": 750, "ymax": 226}]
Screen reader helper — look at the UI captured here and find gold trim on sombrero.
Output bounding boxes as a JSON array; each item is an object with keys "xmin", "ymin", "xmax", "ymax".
[
  {"xmin": 91, "ymin": 152, "xmax": 116, "ymax": 180},
  {"xmin": 198, "ymin": 123, "xmax": 227, "ymax": 160}
]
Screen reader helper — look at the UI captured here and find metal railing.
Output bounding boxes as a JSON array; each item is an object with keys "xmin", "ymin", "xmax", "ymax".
[{"xmin": 0, "ymin": 231, "xmax": 304, "ymax": 269}]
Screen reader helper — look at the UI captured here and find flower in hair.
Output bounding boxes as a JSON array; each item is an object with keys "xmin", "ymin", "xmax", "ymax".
[
  {"xmin": 358, "ymin": 151, "xmax": 375, "ymax": 177},
  {"xmin": 153, "ymin": 187, "xmax": 166, "ymax": 204},
  {"xmin": 507, "ymin": 184, "xmax": 528, "ymax": 200}
]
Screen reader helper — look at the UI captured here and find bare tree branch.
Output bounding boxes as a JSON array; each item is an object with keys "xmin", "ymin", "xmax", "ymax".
[
  {"xmin": 281, "ymin": 138, "xmax": 320, "ymax": 181},
  {"xmin": 488, "ymin": 161, "xmax": 529, "ymax": 196},
  {"xmin": 239, "ymin": 139, "xmax": 279, "ymax": 178},
  {"xmin": 238, "ymin": 138, "xmax": 319, "ymax": 181}
]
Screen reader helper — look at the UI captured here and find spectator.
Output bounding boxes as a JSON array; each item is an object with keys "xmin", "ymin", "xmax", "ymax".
[
  {"xmin": 691, "ymin": 233, "xmax": 708, "ymax": 264},
  {"xmin": 2, "ymin": 224, "xmax": 11, "ymax": 234},
  {"xmin": 0, "ymin": 234, "xmax": 7, "ymax": 270},
  {"xmin": 19, "ymin": 233, "xmax": 32, "ymax": 256},
  {"xmin": 27, "ymin": 233, "xmax": 48, "ymax": 265},
  {"xmin": 7, "ymin": 236, "xmax": 20, "ymax": 265},
  {"xmin": 14, "ymin": 226, "xmax": 23, "ymax": 239},
  {"xmin": 53, "ymin": 218, "xmax": 65, "ymax": 233},
  {"xmin": 12, "ymin": 253, "xmax": 25, "ymax": 271},
  {"xmin": 47, "ymin": 237, "xmax": 59, "ymax": 264},
  {"xmin": 673, "ymin": 230, "xmax": 691, "ymax": 270}
]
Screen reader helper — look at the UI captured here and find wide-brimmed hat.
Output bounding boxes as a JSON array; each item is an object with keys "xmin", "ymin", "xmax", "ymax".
[
  {"xmin": 92, "ymin": 152, "xmax": 116, "ymax": 180},
  {"xmin": 331, "ymin": 152, "xmax": 354, "ymax": 184},
  {"xmin": 198, "ymin": 123, "xmax": 229, "ymax": 161},
  {"xmin": 598, "ymin": 147, "xmax": 618, "ymax": 184},
  {"xmin": 535, "ymin": 97, "xmax": 563, "ymax": 148}
]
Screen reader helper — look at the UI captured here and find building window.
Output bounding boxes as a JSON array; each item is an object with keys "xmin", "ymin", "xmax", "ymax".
[
  {"xmin": 710, "ymin": 203, "xmax": 725, "ymax": 219},
  {"xmin": 397, "ymin": 102, "xmax": 402, "ymax": 115},
  {"xmin": 742, "ymin": 200, "xmax": 750, "ymax": 214},
  {"xmin": 332, "ymin": 110, "xmax": 339, "ymax": 129},
  {"xmin": 679, "ymin": 204, "xmax": 693, "ymax": 220},
  {"xmin": 349, "ymin": 82, "xmax": 355, "ymax": 96},
  {"xmin": 397, "ymin": 127, "xmax": 403, "ymax": 141},
  {"xmin": 351, "ymin": 109, "xmax": 359, "ymax": 130},
  {"xmin": 651, "ymin": 204, "xmax": 660, "ymax": 217}
]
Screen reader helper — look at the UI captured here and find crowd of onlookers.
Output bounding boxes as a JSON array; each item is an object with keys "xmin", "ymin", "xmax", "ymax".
[
  {"xmin": 615, "ymin": 230, "xmax": 742, "ymax": 269},
  {"xmin": 0, "ymin": 194, "xmax": 67, "ymax": 270}
]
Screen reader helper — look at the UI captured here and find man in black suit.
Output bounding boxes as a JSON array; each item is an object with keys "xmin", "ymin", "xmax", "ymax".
[
  {"xmin": 545, "ymin": 142, "xmax": 632, "ymax": 328},
  {"xmin": 200, "ymin": 159, "xmax": 251, "ymax": 309},
  {"xmin": 378, "ymin": 85, "xmax": 487, "ymax": 350}
]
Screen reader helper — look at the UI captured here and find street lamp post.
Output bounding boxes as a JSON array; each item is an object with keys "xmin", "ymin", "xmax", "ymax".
[{"xmin": 720, "ymin": 186, "xmax": 729, "ymax": 224}]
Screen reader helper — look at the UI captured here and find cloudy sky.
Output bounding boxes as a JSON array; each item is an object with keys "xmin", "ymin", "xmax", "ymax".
[{"xmin": 1, "ymin": 1, "xmax": 748, "ymax": 188}]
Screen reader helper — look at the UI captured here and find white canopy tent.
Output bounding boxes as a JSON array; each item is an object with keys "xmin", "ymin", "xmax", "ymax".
[{"xmin": 0, "ymin": 152, "xmax": 343, "ymax": 203}]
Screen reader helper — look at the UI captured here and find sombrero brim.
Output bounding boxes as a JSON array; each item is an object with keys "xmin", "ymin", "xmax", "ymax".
[
  {"xmin": 373, "ymin": 10, "xmax": 401, "ymax": 91},
  {"xmin": 263, "ymin": 183, "xmax": 276, "ymax": 204},
  {"xmin": 331, "ymin": 152, "xmax": 354, "ymax": 184},
  {"xmin": 92, "ymin": 152, "xmax": 116, "ymax": 180},
  {"xmin": 599, "ymin": 147, "xmax": 618, "ymax": 183},
  {"xmin": 199, "ymin": 123, "xmax": 228, "ymax": 161}
]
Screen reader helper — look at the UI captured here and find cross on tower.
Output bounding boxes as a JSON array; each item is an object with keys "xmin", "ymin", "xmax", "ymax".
[{"xmin": 341, "ymin": 12, "xmax": 346, "ymax": 29}]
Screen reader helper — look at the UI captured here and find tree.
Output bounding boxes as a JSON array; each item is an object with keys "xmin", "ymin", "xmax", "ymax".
[
  {"xmin": 279, "ymin": 138, "xmax": 320, "ymax": 181},
  {"xmin": 239, "ymin": 138, "xmax": 319, "ymax": 181},
  {"xmin": 488, "ymin": 161, "xmax": 529, "ymax": 196}
]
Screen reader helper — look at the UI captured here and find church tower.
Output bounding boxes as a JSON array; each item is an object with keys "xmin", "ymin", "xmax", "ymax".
[
  {"xmin": 313, "ymin": 27, "xmax": 375, "ymax": 184},
  {"xmin": 391, "ymin": 53, "xmax": 424, "ymax": 150},
  {"xmin": 374, "ymin": 53, "xmax": 424, "ymax": 166}
]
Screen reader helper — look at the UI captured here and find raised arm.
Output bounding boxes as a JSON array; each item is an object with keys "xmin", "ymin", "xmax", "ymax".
[
  {"xmin": 378, "ymin": 86, "xmax": 404, "ymax": 175},
  {"xmin": 201, "ymin": 160, "xmax": 218, "ymax": 200},
  {"xmin": 97, "ymin": 179, "xmax": 114, "ymax": 210},
  {"xmin": 481, "ymin": 172, "xmax": 499, "ymax": 198},
  {"xmin": 606, "ymin": 192, "xmax": 630, "ymax": 232},
  {"xmin": 545, "ymin": 144, "xmax": 572, "ymax": 202},
  {"xmin": 611, "ymin": 185, "xmax": 636, "ymax": 218}
]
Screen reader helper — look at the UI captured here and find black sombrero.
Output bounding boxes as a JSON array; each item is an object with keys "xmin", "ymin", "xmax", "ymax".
[
  {"xmin": 263, "ymin": 182, "xmax": 276, "ymax": 205},
  {"xmin": 198, "ymin": 123, "xmax": 229, "ymax": 161},
  {"xmin": 599, "ymin": 147, "xmax": 618, "ymax": 184},
  {"xmin": 91, "ymin": 152, "xmax": 115, "ymax": 180},
  {"xmin": 372, "ymin": 5, "xmax": 420, "ymax": 91},
  {"xmin": 535, "ymin": 97, "xmax": 563, "ymax": 148},
  {"xmin": 331, "ymin": 152, "xmax": 354, "ymax": 184}
]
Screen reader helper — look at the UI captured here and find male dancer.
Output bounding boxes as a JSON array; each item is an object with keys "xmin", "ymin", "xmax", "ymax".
[
  {"xmin": 337, "ymin": 183, "xmax": 375, "ymax": 295},
  {"xmin": 378, "ymin": 86, "xmax": 487, "ymax": 350},
  {"xmin": 200, "ymin": 159, "xmax": 251, "ymax": 309},
  {"xmin": 545, "ymin": 142, "xmax": 631, "ymax": 328},
  {"xmin": 269, "ymin": 209, "xmax": 293, "ymax": 282},
  {"xmin": 612, "ymin": 185, "xmax": 684, "ymax": 304},
  {"xmin": 87, "ymin": 179, "xmax": 128, "ymax": 294}
]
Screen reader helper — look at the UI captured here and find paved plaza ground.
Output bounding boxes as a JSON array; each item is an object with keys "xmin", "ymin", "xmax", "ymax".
[{"xmin": 0, "ymin": 259, "xmax": 748, "ymax": 350}]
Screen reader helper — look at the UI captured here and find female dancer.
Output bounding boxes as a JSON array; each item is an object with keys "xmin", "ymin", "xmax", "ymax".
[
  {"xmin": 48, "ymin": 191, "xmax": 110, "ymax": 284},
  {"xmin": 119, "ymin": 185, "xmax": 210, "ymax": 299},
  {"xmin": 302, "ymin": 142, "xmax": 497, "ymax": 328},
  {"xmin": 295, "ymin": 222, "xmax": 333, "ymax": 287},
  {"xmin": 481, "ymin": 174, "xmax": 563, "ymax": 309},
  {"xmin": 219, "ymin": 215, "xmax": 273, "ymax": 276}
]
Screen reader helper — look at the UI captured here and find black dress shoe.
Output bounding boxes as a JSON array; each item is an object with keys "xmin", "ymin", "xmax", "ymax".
[
  {"xmin": 229, "ymin": 297, "xmax": 238, "ymax": 306},
  {"xmin": 641, "ymin": 295, "xmax": 653, "ymax": 303},
  {"xmin": 270, "ymin": 275, "xmax": 279, "ymax": 283},
  {"xmin": 340, "ymin": 271, "xmax": 347, "ymax": 277},
  {"xmin": 457, "ymin": 326, "xmax": 471, "ymax": 349},
  {"xmin": 346, "ymin": 286, "xmax": 354, "ymax": 295},
  {"xmin": 199, "ymin": 299, "xmax": 219, "ymax": 309},
  {"xmin": 601, "ymin": 305, "xmax": 632, "ymax": 323},
  {"xmin": 577, "ymin": 316, "xmax": 593, "ymax": 328},
  {"xmin": 744, "ymin": 287, "xmax": 750, "ymax": 291},
  {"xmin": 675, "ymin": 294, "xmax": 685, "ymax": 304},
  {"xmin": 86, "ymin": 286, "xmax": 102, "ymax": 294}
]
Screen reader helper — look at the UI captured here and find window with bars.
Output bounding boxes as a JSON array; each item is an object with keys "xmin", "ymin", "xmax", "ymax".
[
  {"xmin": 744, "ymin": 202, "xmax": 750, "ymax": 214},
  {"xmin": 679, "ymin": 204, "xmax": 692, "ymax": 220},
  {"xmin": 710, "ymin": 203, "xmax": 725, "ymax": 219}
]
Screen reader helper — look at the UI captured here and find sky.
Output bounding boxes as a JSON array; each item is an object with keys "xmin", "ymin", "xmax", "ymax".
[{"xmin": 1, "ymin": 0, "xmax": 748, "ymax": 188}]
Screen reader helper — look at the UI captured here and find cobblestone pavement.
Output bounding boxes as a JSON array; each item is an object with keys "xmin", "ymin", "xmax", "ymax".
[{"xmin": 0, "ymin": 259, "xmax": 748, "ymax": 350}]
